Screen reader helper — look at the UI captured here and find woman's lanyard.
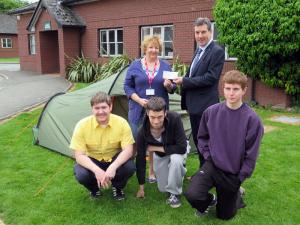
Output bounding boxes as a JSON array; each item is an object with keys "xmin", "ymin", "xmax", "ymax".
[{"xmin": 145, "ymin": 59, "xmax": 158, "ymax": 88}]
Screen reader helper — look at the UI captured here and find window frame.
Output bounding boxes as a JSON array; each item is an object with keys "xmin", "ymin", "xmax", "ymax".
[
  {"xmin": 28, "ymin": 34, "xmax": 36, "ymax": 55},
  {"xmin": 99, "ymin": 28, "xmax": 123, "ymax": 57},
  {"xmin": 140, "ymin": 24, "xmax": 174, "ymax": 59},
  {"xmin": 212, "ymin": 22, "xmax": 237, "ymax": 61},
  {"xmin": 1, "ymin": 38, "xmax": 12, "ymax": 48}
]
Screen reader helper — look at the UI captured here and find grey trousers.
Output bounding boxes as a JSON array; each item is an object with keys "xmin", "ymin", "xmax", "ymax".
[{"xmin": 153, "ymin": 153, "xmax": 187, "ymax": 195}]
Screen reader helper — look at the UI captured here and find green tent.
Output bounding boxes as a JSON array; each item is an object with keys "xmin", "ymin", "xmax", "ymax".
[{"xmin": 33, "ymin": 67, "xmax": 192, "ymax": 157}]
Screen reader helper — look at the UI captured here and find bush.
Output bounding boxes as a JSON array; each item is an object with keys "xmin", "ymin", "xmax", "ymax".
[
  {"xmin": 66, "ymin": 55, "xmax": 101, "ymax": 83},
  {"xmin": 214, "ymin": 0, "xmax": 300, "ymax": 96},
  {"xmin": 172, "ymin": 56, "xmax": 188, "ymax": 94},
  {"xmin": 95, "ymin": 55, "xmax": 133, "ymax": 81}
]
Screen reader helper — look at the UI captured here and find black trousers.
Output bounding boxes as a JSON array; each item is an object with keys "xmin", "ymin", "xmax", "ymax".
[
  {"xmin": 189, "ymin": 114, "xmax": 204, "ymax": 167},
  {"xmin": 185, "ymin": 160, "xmax": 241, "ymax": 220},
  {"xmin": 74, "ymin": 154, "xmax": 135, "ymax": 193}
]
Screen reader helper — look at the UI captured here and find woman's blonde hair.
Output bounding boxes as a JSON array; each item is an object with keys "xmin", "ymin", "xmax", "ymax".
[{"xmin": 141, "ymin": 36, "xmax": 162, "ymax": 54}]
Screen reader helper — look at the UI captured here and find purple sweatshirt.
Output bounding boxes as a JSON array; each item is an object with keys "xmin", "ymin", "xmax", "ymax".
[{"xmin": 198, "ymin": 102, "xmax": 264, "ymax": 182}]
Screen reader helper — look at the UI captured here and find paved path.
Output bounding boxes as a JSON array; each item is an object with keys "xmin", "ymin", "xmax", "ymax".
[{"xmin": 0, "ymin": 64, "xmax": 71, "ymax": 120}]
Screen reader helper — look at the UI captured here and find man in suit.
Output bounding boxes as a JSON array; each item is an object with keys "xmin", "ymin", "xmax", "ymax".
[{"xmin": 174, "ymin": 17, "xmax": 225, "ymax": 167}]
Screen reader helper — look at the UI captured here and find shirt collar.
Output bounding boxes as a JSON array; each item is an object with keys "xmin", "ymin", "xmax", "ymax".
[
  {"xmin": 199, "ymin": 39, "xmax": 213, "ymax": 52},
  {"xmin": 92, "ymin": 115, "xmax": 112, "ymax": 129}
]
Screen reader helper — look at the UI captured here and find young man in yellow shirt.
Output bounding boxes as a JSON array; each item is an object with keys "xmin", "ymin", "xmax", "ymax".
[{"xmin": 70, "ymin": 92, "xmax": 135, "ymax": 200}]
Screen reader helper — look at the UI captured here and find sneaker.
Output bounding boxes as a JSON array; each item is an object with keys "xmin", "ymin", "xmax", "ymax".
[
  {"xmin": 166, "ymin": 194, "xmax": 181, "ymax": 208},
  {"xmin": 195, "ymin": 194, "xmax": 217, "ymax": 217},
  {"xmin": 90, "ymin": 190, "xmax": 101, "ymax": 199},
  {"xmin": 209, "ymin": 194, "xmax": 217, "ymax": 208},
  {"xmin": 195, "ymin": 209, "xmax": 208, "ymax": 217},
  {"xmin": 239, "ymin": 186, "xmax": 245, "ymax": 196},
  {"xmin": 112, "ymin": 186, "xmax": 125, "ymax": 201},
  {"xmin": 146, "ymin": 177, "xmax": 157, "ymax": 183}
]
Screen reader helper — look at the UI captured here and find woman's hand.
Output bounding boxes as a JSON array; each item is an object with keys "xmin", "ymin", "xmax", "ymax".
[{"xmin": 138, "ymin": 98, "xmax": 149, "ymax": 108}]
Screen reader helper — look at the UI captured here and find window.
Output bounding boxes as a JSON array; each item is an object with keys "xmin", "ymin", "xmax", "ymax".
[
  {"xmin": 212, "ymin": 23, "xmax": 237, "ymax": 61},
  {"xmin": 29, "ymin": 34, "xmax": 36, "ymax": 55},
  {"xmin": 1, "ymin": 38, "xmax": 12, "ymax": 48},
  {"xmin": 99, "ymin": 28, "xmax": 123, "ymax": 56},
  {"xmin": 141, "ymin": 25, "xmax": 174, "ymax": 58}
]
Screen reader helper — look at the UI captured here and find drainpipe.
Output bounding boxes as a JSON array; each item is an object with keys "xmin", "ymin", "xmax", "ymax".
[{"xmin": 79, "ymin": 27, "xmax": 85, "ymax": 57}]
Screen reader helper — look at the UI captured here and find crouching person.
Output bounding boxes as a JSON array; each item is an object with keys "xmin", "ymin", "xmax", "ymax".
[
  {"xmin": 70, "ymin": 92, "xmax": 135, "ymax": 200},
  {"xmin": 135, "ymin": 97, "xmax": 187, "ymax": 208},
  {"xmin": 185, "ymin": 70, "xmax": 264, "ymax": 220}
]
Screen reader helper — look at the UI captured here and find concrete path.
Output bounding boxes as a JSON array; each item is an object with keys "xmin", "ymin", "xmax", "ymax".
[{"xmin": 0, "ymin": 63, "xmax": 71, "ymax": 120}]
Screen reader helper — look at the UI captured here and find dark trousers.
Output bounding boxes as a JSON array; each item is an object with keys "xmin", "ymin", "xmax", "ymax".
[
  {"xmin": 185, "ymin": 160, "xmax": 241, "ymax": 220},
  {"xmin": 189, "ymin": 114, "xmax": 204, "ymax": 167},
  {"xmin": 74, "ymin": 154, "xmax": 135, "ymax": 193}
]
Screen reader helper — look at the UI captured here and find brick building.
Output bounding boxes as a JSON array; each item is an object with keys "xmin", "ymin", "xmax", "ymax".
[
  {"xmin": 0, "ymin": 14, "xmax": 19, "ymax": 58},
  {"xmin": 9, "ymin": 0, "xmax": 292, "ymax": 107}
]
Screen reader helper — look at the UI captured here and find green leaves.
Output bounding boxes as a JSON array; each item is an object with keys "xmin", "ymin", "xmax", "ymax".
[
  {"xmin": 95, "ymin": 54, "xmax": 133, "ymax": 81},
  {"xmin": 214, "ymin": 0, "xmax": 300, "ymax": 96},
  {"xmin": 66, "ymin": 55, "xmax": 101, "ymax": 83}
]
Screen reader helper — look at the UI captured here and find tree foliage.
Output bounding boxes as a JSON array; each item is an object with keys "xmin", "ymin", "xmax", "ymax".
[
  {"xmin": 214, "ymin": 0, "xmax": 300, "ymax": 95},
  {"xmin": 0, "ymin": 0, "xmax": 28, "ymax": 13}
]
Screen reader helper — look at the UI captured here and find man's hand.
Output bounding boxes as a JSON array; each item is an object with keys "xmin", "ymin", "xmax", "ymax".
[
  {"xmin": 136, "ymin": 185, "xmax": 145, "ymax": 198},
  {"xmin": 101, "ymin": 165, "xmax": 117, "ymax": 188},
  {"xmin": 94, "ymin": 169, "xmax": 106, "ymax": 188},
  {"xmin": 173, "ymin": 77, "xmax": 183, "ymax": 85},
  {"xmin": 147, "ymin": 145, "xmax": 165, "ymax": 153}
]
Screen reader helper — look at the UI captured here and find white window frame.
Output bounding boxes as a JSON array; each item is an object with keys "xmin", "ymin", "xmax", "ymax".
[
  {"xmin": 141, "ymin": 25, "xmax": 174, "ymax": 59},
  {"xmin": 212, "ymin": 22, "xmax": 237, "ymax": 61},
  {"xmin": 1, "ymin": 38, "xmax": 12, "ymax": 48},
  {"xmin": 99, "ymin": 28, "xmax": 123, "ymax": 57},
  {"xmin": 29, "ymin": 34, "xmax": 36, "ymax": 55}
]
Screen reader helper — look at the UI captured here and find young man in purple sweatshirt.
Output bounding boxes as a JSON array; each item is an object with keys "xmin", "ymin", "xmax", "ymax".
[{"xmin": 185, "ymin": 70, "xmax": 264, "ymax": 220}]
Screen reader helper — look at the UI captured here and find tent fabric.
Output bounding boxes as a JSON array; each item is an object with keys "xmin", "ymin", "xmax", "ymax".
[{"xmin": 33, "ymin": 67, "xmax": 192, "ymax": 158}]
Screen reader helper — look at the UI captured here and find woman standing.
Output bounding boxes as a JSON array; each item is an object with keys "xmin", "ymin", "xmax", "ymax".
[{"xmin": 124, "ymin": 36, "xmax": 175, "ymax": 182}]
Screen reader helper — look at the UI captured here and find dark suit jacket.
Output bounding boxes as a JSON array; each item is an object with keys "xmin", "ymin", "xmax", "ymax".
[{"xmin": 181, "ymin": 41, "xmax": 225, "ymax": 115}]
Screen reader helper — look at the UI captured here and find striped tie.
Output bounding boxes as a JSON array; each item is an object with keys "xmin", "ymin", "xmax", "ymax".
[{"xmin": 190, "ymin": 48, "xmax": 203, "ymax": 76}]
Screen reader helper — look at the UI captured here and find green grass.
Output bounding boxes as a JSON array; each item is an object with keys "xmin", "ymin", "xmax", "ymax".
[
  {"xmin": 0, "ymin": 102, "xmax": 300, "ymax": 224},
  {"xmin": 0, "ymin": 58, "xmax": 19, "ymax": 63}
]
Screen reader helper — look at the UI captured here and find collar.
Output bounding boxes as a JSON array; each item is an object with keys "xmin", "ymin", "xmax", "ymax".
[
  {"xmin": 92, "ymin": 115, "xmax": 112, "ymax": 129},
  {"xmin": 199, "ymin": 39, "xmax": 213, "ymax": 52}
]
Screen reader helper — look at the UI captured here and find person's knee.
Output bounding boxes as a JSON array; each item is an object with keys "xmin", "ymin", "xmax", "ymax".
[
  {"xmin": 119, "ymin": 160, "xmax": 136, "ymax": 177},
  {"xmin": 170, "ymin": 154, "xmax": 185, "ymax": 167},
  {"xmin": 74, "ymin": 164, "xmax": 92, "ymax": 184},
  {"xmin": 217, "ymin": 211, "xmax": 236, "ymax": 220}
]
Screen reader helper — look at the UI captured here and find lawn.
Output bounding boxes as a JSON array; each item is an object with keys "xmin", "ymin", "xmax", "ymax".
[
  {"xmin": 0, "ymin": 58, "xmax": 19, "ymax": 63},
  {"xmin": 0, "ymin": 96, "xmax": 299, "ymax": 225}
]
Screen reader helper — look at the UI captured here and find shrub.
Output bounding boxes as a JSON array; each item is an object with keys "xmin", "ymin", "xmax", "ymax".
[
  {"xmin": 66, "ymin": 55, "xmax": 101, "ymax": 83},
  {"xmin": 214, "ymin": 0, "xmax": 300, "ymax": 96},
  {"xmin": 95, "ymin": 54, "xmax": 133, "ymax": 81},
  {"xmin": 172, "ymin": 56, "xmax": 188, "ymax": 94}
]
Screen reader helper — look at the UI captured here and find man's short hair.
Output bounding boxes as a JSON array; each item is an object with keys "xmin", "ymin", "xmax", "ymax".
[
  {"xmin": 141, "ymin": 36, "xmax": 162, "ymax": 53},
  {"xmin": 146, "ymin": 97, "xmax": 166, "ymax": 112},
  {"xmin": 194, "ymin": 17, "xmax": 212, "ymax": 31},
  {"xmin": 90, "ymin": 92, "xmax": 112, "ymax": 107},
  {"xmin": 223, "ymin": 70, "xmax": 248, "ymax": 90}
]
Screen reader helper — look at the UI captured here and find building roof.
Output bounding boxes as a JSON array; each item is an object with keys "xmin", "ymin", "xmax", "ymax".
[
  {"xmin": 8, "ymin": 2, "xmax": 38, "ymax": 15},
  {"xmin": 27, "ymin": 0, "xmax": 85, "ymax": 31},
  {"xmin": 0, "ymin": 14, "xmax": 17, "ymax": 34}
]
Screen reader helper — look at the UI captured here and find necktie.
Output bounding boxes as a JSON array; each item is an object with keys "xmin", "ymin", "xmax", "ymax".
[{"xmin": 190, "ymin": 48, "xmax": 203, "ymax": 76}]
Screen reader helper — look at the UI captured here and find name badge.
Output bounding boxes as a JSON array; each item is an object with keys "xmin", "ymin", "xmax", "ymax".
[{"xmin": 146, "ymin": 89, "xmax": 155, "ymax": 96}]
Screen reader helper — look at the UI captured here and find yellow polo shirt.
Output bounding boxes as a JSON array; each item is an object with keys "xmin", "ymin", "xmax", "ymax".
[{"xmin": 70, "ymin": 114, "xmax": 134, "ymax": 162}]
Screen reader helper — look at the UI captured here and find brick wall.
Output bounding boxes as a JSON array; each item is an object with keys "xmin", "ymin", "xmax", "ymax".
[
  {"xmin": 71, "ymin": 0, "xmax": 215, "ymax": 64},
  {"xmin": 0, "ymin": 34, "xmax": 18, "ymax": 58}
]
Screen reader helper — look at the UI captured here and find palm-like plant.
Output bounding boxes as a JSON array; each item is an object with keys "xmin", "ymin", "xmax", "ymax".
[
  {"xmin": 95, "ymin": 54, "xmax": 133, "ymax": 81},
  {"xmin": 66, "ymin": 55, "xmax": 101, "ymax": 83}
]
